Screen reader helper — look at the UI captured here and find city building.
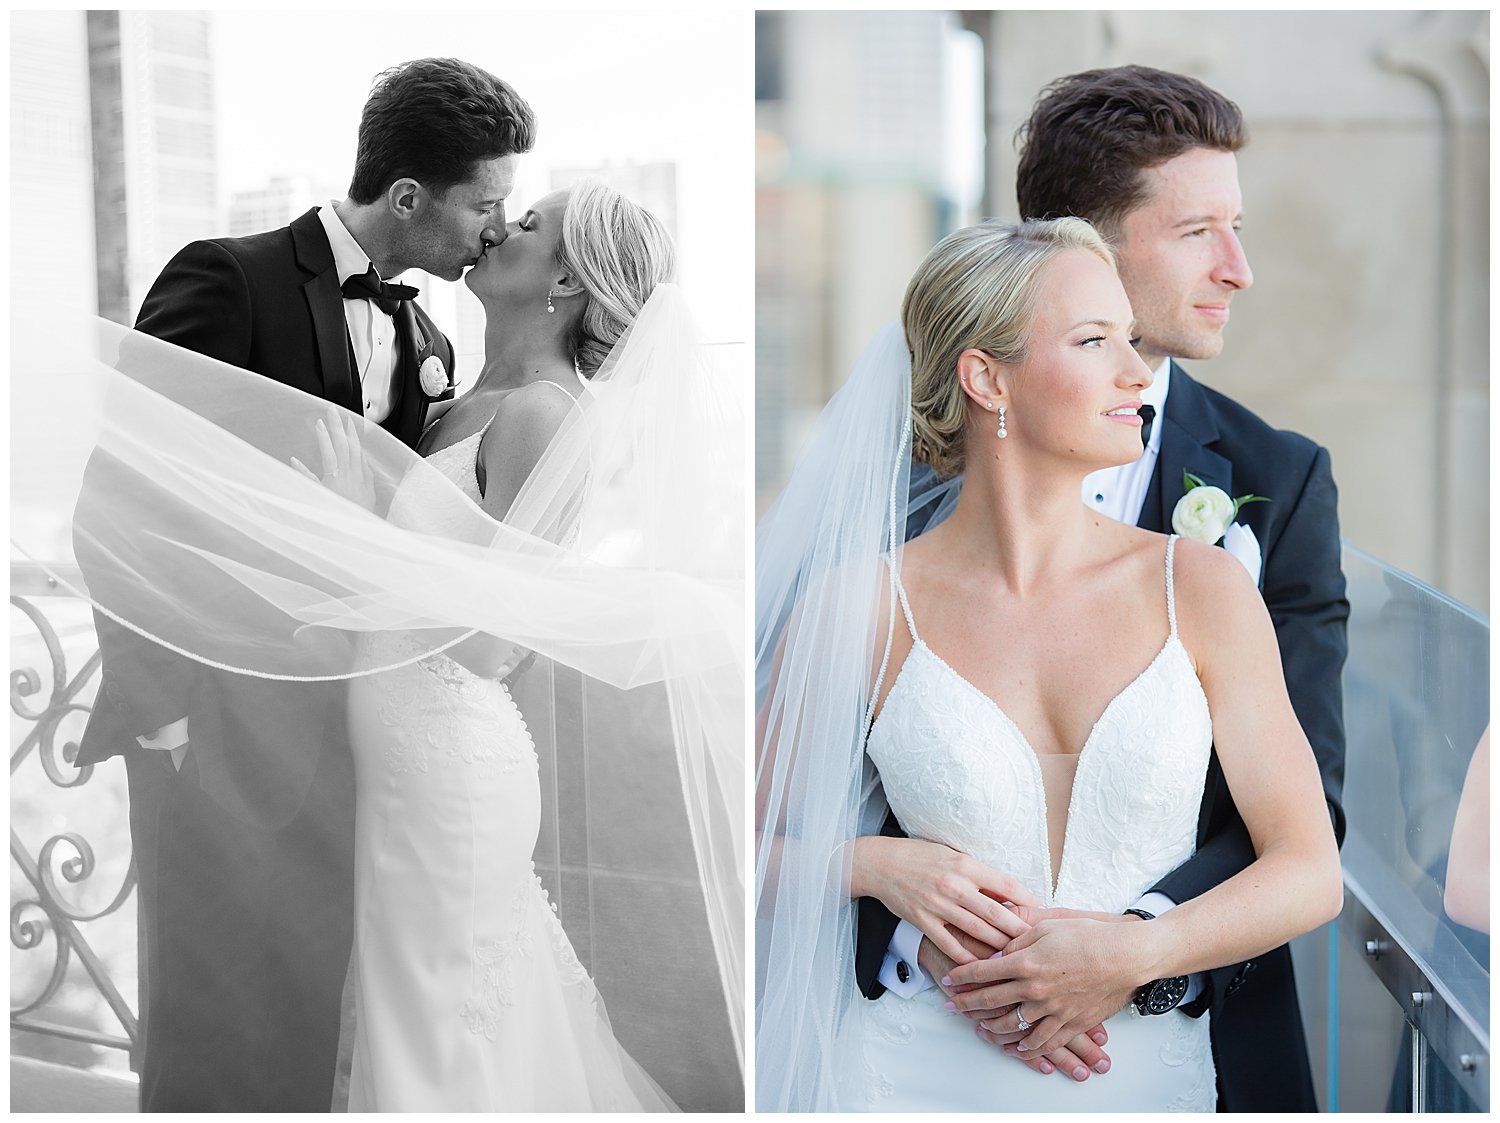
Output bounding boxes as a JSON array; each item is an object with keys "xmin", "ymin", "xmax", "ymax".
[{"xmin": 87, "ymin": 10, "xmax": 217, "ymax": 325}]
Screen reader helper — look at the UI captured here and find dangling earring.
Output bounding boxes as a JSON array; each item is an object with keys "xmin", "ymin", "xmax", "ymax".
[
  {"xmin": 995, "ymin": 404, "xmax": 1008, "ymax": 439},
  {"xmin": 546, "ymin": 289, "xmax": 556, "ymax": 314}
]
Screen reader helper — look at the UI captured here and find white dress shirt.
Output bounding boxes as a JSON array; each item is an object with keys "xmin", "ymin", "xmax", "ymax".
[
  {"xmin": 317, "ymin": 201, "xmax": 400, "ymax": 423},
  {"xmin": 133, "ymin": 204, "xmax": 406, "ymax": 768},
  {"xmin": 878, "ymin": 357, "xmax": 1203, "ymax": 1006}
]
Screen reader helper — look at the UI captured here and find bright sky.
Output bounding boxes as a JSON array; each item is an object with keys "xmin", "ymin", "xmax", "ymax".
[{"xmin": 210, "ymin": 9, "xmax": 753, "ymax": 341}]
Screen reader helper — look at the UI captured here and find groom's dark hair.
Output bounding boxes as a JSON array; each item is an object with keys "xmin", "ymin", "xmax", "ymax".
[
  {"xmin": 348, "ymin": 58, "xmax": 536, "ymax": 204},
  {"xmin": 1016, "ymin": 65, "xmax": 1246, "ymax": 238}
]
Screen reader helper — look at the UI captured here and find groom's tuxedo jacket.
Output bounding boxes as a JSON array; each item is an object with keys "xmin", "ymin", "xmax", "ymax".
[
  {"xmin": 73, "ymin": 207, "xmax": 458, "ymax": 1109},
  {"xmin": 76, "ymin": 207, "xmax": 455, "ymax": 827},
  {"xmin": 856, "ymin": 361, "xmax": 1348, "ymax": 1113}
]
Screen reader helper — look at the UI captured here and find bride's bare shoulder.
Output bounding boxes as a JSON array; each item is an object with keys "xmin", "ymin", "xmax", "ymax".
[{"xmin": 1169, "ymin": 535, "xmax": 1269, "ymax": 648}]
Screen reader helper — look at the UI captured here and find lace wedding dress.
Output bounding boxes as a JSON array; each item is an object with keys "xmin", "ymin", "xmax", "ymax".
[
  {"xmin": 343, "ymin": 421, "xmax": 674, "ymax": 1112},
  {"xmin": 853, "ymin": 535, "xmax": 1217, "ymax": 1112}
]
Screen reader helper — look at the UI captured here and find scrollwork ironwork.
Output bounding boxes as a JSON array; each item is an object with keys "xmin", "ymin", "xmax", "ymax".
[{"xmin": 11, "ymin": 566, "xmax": 138, "ymax": 1054}]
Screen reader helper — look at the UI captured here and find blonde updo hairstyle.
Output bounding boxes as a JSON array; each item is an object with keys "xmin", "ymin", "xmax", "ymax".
[
  {"xmin": 555, "ymin": 177, "xmax": 678, "ymax": 377},
  {"xmin": 901, "ymin": 216, "xmax": 1115, "ymax": 478}
]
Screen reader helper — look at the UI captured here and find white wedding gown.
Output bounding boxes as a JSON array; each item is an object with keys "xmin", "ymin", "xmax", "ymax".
[
  {"xmin": 343, "ymin": 423, "xmax": 674, "ymax": 1112},
  {"xmin": 853, "ymin": 535, "xmax": 1217, "ymax": 1112}
]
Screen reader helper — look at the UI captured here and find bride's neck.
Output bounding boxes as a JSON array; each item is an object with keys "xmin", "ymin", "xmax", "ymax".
[
  {"xmin": 476, "ymin": 318, "xmax": 576, "ymax": 392},
  {"xmin": 941, "ymin": 451, "xmax": 1096, "ymax": 594}
]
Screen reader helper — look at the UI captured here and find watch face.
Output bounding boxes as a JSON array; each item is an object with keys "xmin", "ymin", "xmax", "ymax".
[{"xmin": 1143, "ymin": 975, "xmax": 1190, "ymax": 1015}]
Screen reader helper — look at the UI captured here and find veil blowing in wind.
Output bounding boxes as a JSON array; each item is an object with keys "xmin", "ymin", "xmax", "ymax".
[{"xmin": 12, "ymin": 282, "xmax": 745, "ymax": 1107}]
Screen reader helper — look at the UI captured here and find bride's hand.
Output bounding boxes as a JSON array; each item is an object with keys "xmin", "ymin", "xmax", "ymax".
[
  {"xmin": 922, "ymin": 928, "xmax": 1112, "ymax": 1082},
  {"xmin": 944, "ymin": 912, "xmax": 1144, "ymax": 1057},
  {"xmin": 850, "ymin": 836, "xmax": 1037, "ymax": 964},
  {"xmin": 290, "ymin": 413, "xmax": 377, "ymax": 511}
]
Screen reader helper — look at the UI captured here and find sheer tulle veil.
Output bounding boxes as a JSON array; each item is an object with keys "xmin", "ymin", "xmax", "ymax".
[
  {"xmin": 753, "ymin": 321, "xmax": 956, "ymax": 1109},
  {"xmin": 11, "ymin": 282, "xmax": 744, "ymax": 1103}
]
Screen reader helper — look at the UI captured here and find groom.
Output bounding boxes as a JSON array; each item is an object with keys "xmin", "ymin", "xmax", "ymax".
[
  {"xmin": 74, "ymin": 58, "xmax": 534, "ymax": 1111},
  {"xmin": 858, "ymin": 65, "xmax": 1348, "ymax": 1111}
]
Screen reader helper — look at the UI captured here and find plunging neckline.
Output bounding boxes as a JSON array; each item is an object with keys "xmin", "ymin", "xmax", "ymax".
[{"xmin": 895, "ymin": 631, "xmax": 1182, "ymax": 902}]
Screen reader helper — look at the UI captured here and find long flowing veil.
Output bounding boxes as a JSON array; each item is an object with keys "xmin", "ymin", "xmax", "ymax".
[
  {"xmin": 10, "ymin": 283, "xmax": 744, "ymax": 1108},
  {"xmin": 753, "ymin": 321, "xmax": 957, "ymax": 1110}
]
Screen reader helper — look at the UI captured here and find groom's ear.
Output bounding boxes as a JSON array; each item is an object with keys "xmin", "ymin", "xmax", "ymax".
[{"xmin": 386, "ymin": 178, "xmax": 423, "ymax": 221}]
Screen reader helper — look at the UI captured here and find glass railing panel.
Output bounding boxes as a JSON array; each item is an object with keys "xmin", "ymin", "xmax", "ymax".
[{"xmin": 1301, "ymin": 543, "xmax": 1489, "ymax": 1111}]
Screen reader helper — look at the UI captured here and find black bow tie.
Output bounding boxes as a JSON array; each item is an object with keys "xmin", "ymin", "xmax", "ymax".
[
  {"xmin": 1138, "ymin": 403, "xmax": 1156, "ymax": 449},
  {"xmin": 341, "ymin": 267, "xmax": 418, "ymax": 316}
]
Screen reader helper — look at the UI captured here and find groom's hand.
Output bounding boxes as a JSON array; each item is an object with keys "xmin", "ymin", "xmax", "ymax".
[
  {"xmin": 922, "ymin": 927, "xmax": 1111, "ymax": 1082},
  {"xmin": 944, "ymin": 908, "xmax": 1144, "ymax": 1059}
]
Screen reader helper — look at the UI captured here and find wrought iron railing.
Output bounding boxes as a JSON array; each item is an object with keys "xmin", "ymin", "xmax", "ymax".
[{"xmin": 11, "ymin": 561, "xmax": 139, "ymax": 1059}]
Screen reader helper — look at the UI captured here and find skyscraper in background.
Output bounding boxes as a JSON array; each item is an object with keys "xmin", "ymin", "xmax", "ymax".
[
  {"xmin": 227, "ymin": 174, "xmax": 340, "ymax": 238},
  {"xmin": 754, "ymin": 10, "xmax": 980, "ymax": 501},
  {"xmin": 11, "ymin": 11, "xmax": 98, "ymax": 319},
  {"xmin": 87, "ymin": 10, "xmax": 217, "ymax": 325}
]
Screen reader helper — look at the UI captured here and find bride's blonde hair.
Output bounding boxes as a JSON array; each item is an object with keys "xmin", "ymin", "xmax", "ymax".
[
  {"xmin": 556, "ymin": 178, "xmax": 677, "ymax": 377},
  {"xmin": 902, "ymin": 216, "xmax": 1114, "ymax": 478}
]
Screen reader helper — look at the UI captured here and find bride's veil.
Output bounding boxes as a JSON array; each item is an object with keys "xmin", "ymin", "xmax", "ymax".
[
  {"xmin": 505, "ymin": 284, "xmax": 745, "ymax": 1106},
  {"xmin": 10, "ymin": 283, "xmax": 744, "ymax": 1108},
  {"xmin": 753, "ymin": 320, "xmax": 957, "ymax": 1110}
]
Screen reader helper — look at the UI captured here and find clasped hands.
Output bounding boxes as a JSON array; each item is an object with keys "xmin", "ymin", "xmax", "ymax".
[{"xmin": 854, "ymin": 836, "xmax": 1144, "ymax": 1083}]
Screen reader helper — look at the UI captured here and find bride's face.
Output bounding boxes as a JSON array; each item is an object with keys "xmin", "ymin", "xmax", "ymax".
[
  {"xmin": 464, "ymin": 189, "xmax": 571, "ymax": 311},
  {"xmin": 1005, "ymin": 249, "xmax": 1154, "ymax": 468}
]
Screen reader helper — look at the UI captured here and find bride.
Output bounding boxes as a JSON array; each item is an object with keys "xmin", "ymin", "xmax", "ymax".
[
  {"xmin": 754, "ymin": 216, "xmax": 1340, "ymax": 1111},
  {"xmin": 331, "ymin": 178, "xmax": 695, "ymax": 1111},
  {"xmin": 20, "ymin": 180, "xmax": 742, "ymax": 1112}
]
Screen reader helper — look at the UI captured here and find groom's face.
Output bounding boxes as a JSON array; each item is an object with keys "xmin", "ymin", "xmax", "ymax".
[
  {"xmin": 1112, "ymin": 147, "xmax": 1253, "ymax": 371},
  {"xmin": 409, "ymin": 154, "xmax": 520, "ymax": 281}
]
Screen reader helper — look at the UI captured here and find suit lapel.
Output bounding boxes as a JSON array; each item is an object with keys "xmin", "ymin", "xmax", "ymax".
[
  {"xmin": 1139, "ymin": 362, "xmax": 1232, "ymax": 533},
  {"xmin": 291, "ymin": 209, "xmax": 361, "ymax": 413},
  {"xmin": 382, "ymin": 303, "xmax": 424, "ymax": 446}
]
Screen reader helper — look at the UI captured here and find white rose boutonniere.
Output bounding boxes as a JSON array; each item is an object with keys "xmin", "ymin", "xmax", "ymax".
[
  {"xmin": 1171, "ymin": 471, "xmax": 1269, "ymax": 545},
  {"xmin": 418, "ymin": 355, "xmax": 449, "ymax": 398}
]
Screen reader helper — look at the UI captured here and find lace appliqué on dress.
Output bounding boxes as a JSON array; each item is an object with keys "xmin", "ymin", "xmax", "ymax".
[
  {"xmin": 460, "ymin": 869, "xmax": 596, "ymax": 1039},
  {"xmin": 359, "ymin": 631, "xmax": 537, "ymax": 778},
  {"xmin": 1157, "ymin": 1010, "xmax": 1217, "ymax": 1112}
]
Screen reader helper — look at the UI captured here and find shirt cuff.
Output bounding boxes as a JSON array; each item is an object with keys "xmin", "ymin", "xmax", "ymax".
[
  {"xmin": 876, "ymin": 918, "xmax": 936, "ymax": 997},
  {"xmin": 1133, "ymin": 891, "xmax": 1204, "ymax": 1005},
  {"xmin": 137, "ymin": 717, "xmax": 189, "ymax": 751}
]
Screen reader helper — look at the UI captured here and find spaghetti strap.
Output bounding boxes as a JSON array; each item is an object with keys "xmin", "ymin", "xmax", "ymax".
[
  {"xmin": 1164, "ymin": 535, "xmax": 1180, "ymax": 638},
  {"xmin": 534, "ymin": 379, "xmax": 581, "ymax": 406},
  {"xmin": 883, "ymin": 556, "xmax": 920, "ymax": 643}
]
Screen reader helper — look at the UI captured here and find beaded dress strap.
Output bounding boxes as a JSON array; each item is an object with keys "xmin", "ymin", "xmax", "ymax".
[
  {"xmin": 1165, "ymin": 534, "xmax": 1180, "ymax": 638},
  {"xmin": 883, "ymin": 557, "xmax": 921, "ymax": 644}
]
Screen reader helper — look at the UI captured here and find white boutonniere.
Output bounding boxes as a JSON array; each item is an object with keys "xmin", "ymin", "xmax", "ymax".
[
  {"xmin": 418, "ymin": 355, "xmax": 449, "ymax": 398},
  {"xmin": 1171, "ymin": 471, "xmax": 1268, "ymax": 546}
]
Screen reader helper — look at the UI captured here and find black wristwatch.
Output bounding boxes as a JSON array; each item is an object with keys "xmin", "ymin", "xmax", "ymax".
[{"xmin": 1123, "ymin": 908, "xmax": 1190, "ymax": 1015}]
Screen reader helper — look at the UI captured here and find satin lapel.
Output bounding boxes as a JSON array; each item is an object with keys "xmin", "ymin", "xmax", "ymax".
[
  {"xmin": 291, "ymin": 210, "xmax": 360, "ymax": 413},
  {"xmin": 1139, "ymin": 362, "xmax": 1231, "ymax": 533},
  {"xmin": 382, "ymin": 302, "xmax": 423, "ymax": 447}
]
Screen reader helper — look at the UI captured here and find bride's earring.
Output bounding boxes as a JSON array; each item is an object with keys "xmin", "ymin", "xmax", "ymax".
[
  {"xmin": 546, "ymin": 289, "xmax": 556, "ymax": 314},
  {"xmin": 995, "ymin": 404, "xmax": 1007, "ymax": 439}
]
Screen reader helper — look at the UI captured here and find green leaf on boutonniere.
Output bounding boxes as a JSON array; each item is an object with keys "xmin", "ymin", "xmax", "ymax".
[{"xmin": 1183, "ymin": 470, "xmax": 1270, "ymax": 522}]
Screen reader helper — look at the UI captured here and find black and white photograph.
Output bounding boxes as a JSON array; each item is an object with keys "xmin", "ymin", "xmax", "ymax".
[{"xmin": 11, "ymin": 8, "xmax": 749, "ymax": 1113}]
